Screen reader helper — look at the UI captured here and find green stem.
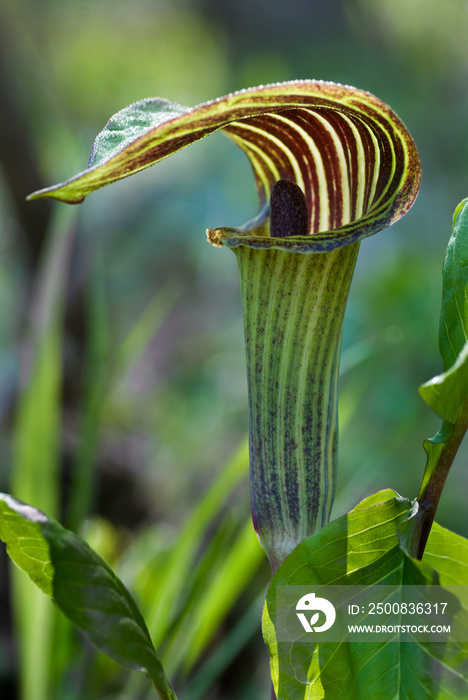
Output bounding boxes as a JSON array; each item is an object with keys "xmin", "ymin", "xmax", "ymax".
[
  {"xmin": 409, "ymin": 400, "xmax": 468, "ymax": 560},
  {"xmin": 233, "ymin": 241, "xmax": 360, "ymax": 571},
  {"xmin": 152, "ymin": 680, "xmax": 178, "ymax": 700}
]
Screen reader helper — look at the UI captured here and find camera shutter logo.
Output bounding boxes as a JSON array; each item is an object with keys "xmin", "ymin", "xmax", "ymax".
[{"xmin": 296, "ymin": 593, "xmax": 336, "ymax": 633}]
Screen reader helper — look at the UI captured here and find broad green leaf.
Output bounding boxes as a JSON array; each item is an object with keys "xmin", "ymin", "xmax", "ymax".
[
  {"xmin": 415, "ymin": 199, "xmax": 468, "ymax": 553},
  {"xmin": 417, "ymin": 345, "xmax": 468, "ymax": 498},
  {"xmin": 439, "ymin": 198, "xmax": 468, "ymax": 370},
  {"xmin": 0, "ymin": 498, "xmax": 54, "ymax": 595},
  {"xmin": 351, "ymin": 487, "xmax": 401, "ymax": 511},
  {"xmin": 419, "ymin": 343, "xmax": 468, "ymax": 424},
  {"xmin": 419, "ymin": 198, "xmax": 468, "ymax": 424},
  {"xmin": 28, "ymin": 81, "xmax": 420, "ymax": 254},
  {"xmin": 0, "ymin": 493, "xmax": 177, "ymax": 700},
  {"xmin": 424, "ymin": 521, "xmax": 468, "ymax": 585},
  {"xmin": 262, "ymin": 492, "xmax": 468, "ymax": 700}
]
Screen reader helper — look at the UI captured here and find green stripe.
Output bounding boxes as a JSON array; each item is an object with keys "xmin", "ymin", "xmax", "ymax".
[{"xmin": 234, "ymin": 242, "xmax": 359, "ymax": 570}]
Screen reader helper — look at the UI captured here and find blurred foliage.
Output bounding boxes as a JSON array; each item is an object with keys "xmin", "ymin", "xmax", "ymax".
[
  {"xmin": 350, "ymin": 0, "xmax": 468, "ymax": 78},
  {"xmin": 1, "ymin": 0, "xmax": 468, "ymax": 698}
]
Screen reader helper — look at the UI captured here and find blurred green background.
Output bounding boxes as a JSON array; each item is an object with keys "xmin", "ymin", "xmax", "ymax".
[{"xmin": 1, "ymin": 0, "xmax": 467, "ymax": 698}]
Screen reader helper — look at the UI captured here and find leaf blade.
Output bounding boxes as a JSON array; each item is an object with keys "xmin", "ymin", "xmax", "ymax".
[
  {"xmin": 0, "ymin": 496, "xmax": 53, "ymax": 596},
  {"xmin": 439, "ymin": 198, "xmax": 468, "ymax": 370},
  {"xmin": 420, "ymin": 198, "xmax": 468, "ymax": 424},
  {"xmin": 419, "ymin": 343, "xmax": 468, "ymax": 424},
  {"xmin": 413, "ymin": 199, "xmax": 468, "ymax": 556},
  {"xmin": 263, "ymin": 493, "xmax": 468, "ymax": 700},
  {"xmin": 0, "ymin": 493, "xmax": 177, "ymax": 700},
  {"xmin": 423, "ymin": 521, "xmax": 468, "ymax": 585}
]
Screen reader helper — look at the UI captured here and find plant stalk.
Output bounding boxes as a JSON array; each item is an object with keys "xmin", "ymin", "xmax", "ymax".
[{"xmin": 409, "ymin": 401, "xmax": 468, "ymax": 560}]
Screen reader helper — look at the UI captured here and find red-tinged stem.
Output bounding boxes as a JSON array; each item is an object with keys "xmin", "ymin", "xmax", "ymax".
[{"xmin": 409, "ymin": 398, "xmax": 468, "ymax": 560}]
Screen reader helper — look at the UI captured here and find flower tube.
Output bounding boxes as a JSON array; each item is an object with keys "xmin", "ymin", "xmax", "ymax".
[
  {"xmin": 29, "ymin": 81, "xmax": 421, "ymax": 570},
  {"xmin": 210, "ymin": 194, "xmax": 360, "ymax": 570}
]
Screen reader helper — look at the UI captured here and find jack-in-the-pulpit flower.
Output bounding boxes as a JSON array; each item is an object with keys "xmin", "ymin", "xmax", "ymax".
[{"xmin": 29, "ymin": 81, "xmax": 421, "ymax": 571}]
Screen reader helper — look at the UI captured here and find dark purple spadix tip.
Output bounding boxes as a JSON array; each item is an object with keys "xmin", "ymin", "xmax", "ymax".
[{"xmin": 270, "ymin": 179, "xmax": 308, "ymax": 238}]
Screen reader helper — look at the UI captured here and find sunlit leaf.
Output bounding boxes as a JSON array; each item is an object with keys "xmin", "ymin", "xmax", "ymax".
[
  {"xmin": 420, "ymin": 198, "xmax": 468, "ymax": 423},
  {"xmin": 415, "ymin": 199, "xmax": 468, "ymax": 552},
  {"xmin": 0, "ymin": 498, "xmax": 54, "ymax": 596},
  {"xmin": 439, "ymin": 198, "xmax": 468, "ymax": 370},
  {"xmin": 262, "ymin": 492, "xmax": 468, "ymax": 700},
  {"xmin": 419, "ymin": 344, "xmax": 468, "ymax": 424},
  {"xmin": 0, "ymin": 494, "xmax": 177, "ymax": 700},
  {"xmin": 424, "ymin": 521, "xmax": 468, "ymax": 585}
]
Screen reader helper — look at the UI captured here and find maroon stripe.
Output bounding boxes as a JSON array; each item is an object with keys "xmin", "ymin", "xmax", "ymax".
[
  {"xmin": 319, "ymin": 110, "xmax": 362, "ymax": 221},
  {"xmin": 228, "ymin": 115, "xmax": 322, "ymax": 232}
]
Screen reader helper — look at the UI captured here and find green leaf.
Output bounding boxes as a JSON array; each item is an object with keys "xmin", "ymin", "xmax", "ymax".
[
  {"xmin": 27, "ymin": 81, "xmax": 420, "ymax": 254},
  {"xmin": 0, "ymin": 493, "xmax": 177, "ymax": 700},
  {"xmin": 419, "ymin": 343, "xmax": 468, "ymax": 424},
  {"xmin": 419, "ymin": 198, "xmax": 468, "ymax": 425},
  {"xmin": 413, "ymin": 199, "xmax": 468, "ymax": 556},
  {"xmin": 439, "ymin": 198, "xmax": 468, "ymax": 370},
  {"xmin": 417, "ymin": 343, "xmax": 468, "ymax": 499},
  {"xmin": 424, "ymin": 521, "xmax": 468, "ymax": 585},
  {"xmin": 0, "ymin": 497, "xmax": 54, "ymax": 595},
  {"xmin": 263, "ymin": 492, "xmax": 468, "ymax": 700}
]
